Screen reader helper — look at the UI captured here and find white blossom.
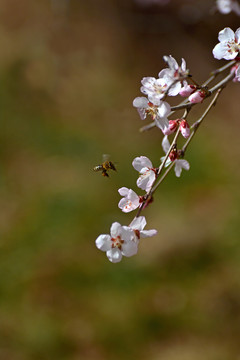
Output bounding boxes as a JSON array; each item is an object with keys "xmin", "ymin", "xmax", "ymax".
[
  {"xmin": 118, "ymin": 187, "xmax": 141, "ymax": 213},
  {"xmin": 140, "ymin": 76, "xmax": 171, "ymax": 105},
  {"xmin": 216, "ymin": 0, "xmax": 240, "ymax": 15},
  {"xmin": 213, "ymin": 27, "xmax": 240, "ymax": 60},
  {"xmin": 159, "ymin": 55, "xmax": 189, "ymax": 96},
  {"xmin": 129, "ymin": 216, "xmax": 157, "ymax": 241},
  {"xmin": 95, "ymin": 222, "xmax": 137, "ymax": 263},
  {"xmin": 132, "ymin": 96, "xmax": 171, "ymax": 130},
  {"xmin": 132, "ymin": 156, "xmax": 157, "ymax": 192},
  {"xmin": 161, "ymin": 136, "xmax": 190, "ymax": 177}
]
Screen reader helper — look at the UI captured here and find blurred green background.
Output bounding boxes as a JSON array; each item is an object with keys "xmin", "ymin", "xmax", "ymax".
[{"xmin": 0, "ymin": 0, "xmax": 239, "ymax": 359}]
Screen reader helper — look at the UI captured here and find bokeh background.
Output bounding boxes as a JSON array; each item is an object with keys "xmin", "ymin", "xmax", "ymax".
[{"xmin": 0, "ymin": 0, "xmax": 239, "ymax": 359}]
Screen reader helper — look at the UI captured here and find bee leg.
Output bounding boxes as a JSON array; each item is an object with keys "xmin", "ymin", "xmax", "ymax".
[{"xmin": 102, "ymin": 170, "xmax": 109, "ymax": 177}]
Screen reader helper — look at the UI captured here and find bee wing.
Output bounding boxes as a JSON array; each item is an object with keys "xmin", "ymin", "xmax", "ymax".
[{"xmin": 102, "ymin": 154, "xmax": 110, "ymax": 162}]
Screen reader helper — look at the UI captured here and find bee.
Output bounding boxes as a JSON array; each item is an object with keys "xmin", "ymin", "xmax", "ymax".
[{"xmin": 93, "ymin": 154, "xmax": 117, "ymax": 177}]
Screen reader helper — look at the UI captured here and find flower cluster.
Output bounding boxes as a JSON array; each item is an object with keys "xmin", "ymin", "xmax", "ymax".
[{"xmin": 95, "ymin": 27, "xmax": 240, "ymax": 263}]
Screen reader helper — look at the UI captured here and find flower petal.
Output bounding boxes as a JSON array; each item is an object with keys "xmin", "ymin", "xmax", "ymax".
[
  {"xmin": 122, "ymin": 240, "xmax": 138, "ymax": 257},
  {"xmin": 118, "ymin": 187, "xmax": 129, "ymax": 196},
  {"xmin": 95, "ymin": 234, "xmax": 112, "ymax": 251},
  {"xmin": 133, "ymin": 96, "xmax": 149, "ymax": 108},
  {"xmin": 106, "ymin": 248, "xmax": 122, "ymax": 263},
  {"xmin": 218, "ymin": 27, "xmax": 235, "ymax": 42},
  {"xmin": 110, "ymin": 222, "xmax": 122, "ymax": 237},
  {"xmin": 162, "ymin": 135, "xmax": 170, "ymax": 154},
  {"xmin": 129, "ymin": 216, "xmax": 147, "ymax": 231},
  {"xmin": 140, "ymin": 229, "xmax": 158, "ymax": 238},
  {"xmin": 132, "ymin": 156, "xmax": 153, "ymax": 171}
]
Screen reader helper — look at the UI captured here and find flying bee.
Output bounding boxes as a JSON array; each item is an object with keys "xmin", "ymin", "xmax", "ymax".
[{"xmin": 93, "ymin": 154, "xmax": 117, "ymax": 177}]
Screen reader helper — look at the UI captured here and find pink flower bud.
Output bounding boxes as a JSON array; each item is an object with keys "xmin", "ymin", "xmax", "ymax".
[
  {"xmin": 162, "ymin": 120, "xmax": 178, "ymax": 135},
  {"xmin": 179, "ymin": 84, "xmax": 197, "ymax": 97},
  {"xmin": 188, "ymin": 90, "xmax": 206, "ymax": 104},
  {"xmin": 179, "ymin": 120, "xmax": 190, "ymax": 138},
  {"xmin": 169, "ymin": 148, "xmax": 178, "ymax": 162}
]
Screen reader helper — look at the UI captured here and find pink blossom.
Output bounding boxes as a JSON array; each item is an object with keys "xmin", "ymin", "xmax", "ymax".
[
  {"xmin": 179, "ymin": 120, "xmax": 190, "ymax": 138},
  {"xmin": 179, "ymin": 82, "xmax": 197, "ymax": 97},
  {"xmin": 231, "ymin": 63, "xmax": 240, "ymax": 82},
  {"xmin": 188, "ymin": 90, "xmax": 206, "ymax": 103},
  {"xmin": 162, "ymin": 120, "xmax": 178, "ymax": 135}
]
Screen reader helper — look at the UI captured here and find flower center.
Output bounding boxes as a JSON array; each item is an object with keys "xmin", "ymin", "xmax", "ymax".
[
  {"xmin": 111, "ymin": 236, "xmax": 124, "ymax": 249},
  {"xmin": 124, "ymin": 200, "xmax": 132, "ymax": 210}
]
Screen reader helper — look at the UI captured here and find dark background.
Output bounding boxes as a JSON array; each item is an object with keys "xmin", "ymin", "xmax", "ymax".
[{"xmin": 0, "ymin": 0, "xmax": 239, "ymax": 359}]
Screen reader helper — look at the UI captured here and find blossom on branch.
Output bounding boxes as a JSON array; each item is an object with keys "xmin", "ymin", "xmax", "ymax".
[
  {"xmin": 133, "ymin": 96, "xmax": 171, "ymax": 130},
  {"xmin": 179, "ymin": 119, "xmax": 190, "ymax": 138},
  {"xmin": 140, "ymin": 76, "xmax": 171, "ymax": 104},
  {"xmin": 161, "ymin": 136, "xmax": 190, "ymax": 177},
  {"xmin": 129, "ymin": 216, "xmax": 157, "ymax": 241},
  {"xmin": 213, "ymin": 27, "xmax": 240, "ymax": 60},
  {"xmin": 159, "ymin": 55, "xmax": 189, "ymax": 96},
  {"xmin": 95, "ymin": 222, "xmax": 137, "ymax": 263},
  {"xmin": 132, "ymin": 156, "xmax": 157, "ymax": 192},
  {"xmin": 118, "ymin": 187, "xmax": 141, "ymax": 213},
  {"xmin": 179, "ymin": 82, "xmax": 197, "ymax": 97},
  {"xmin": 188, "ymin": 90, "xmax": 206, "ymax": 103}
]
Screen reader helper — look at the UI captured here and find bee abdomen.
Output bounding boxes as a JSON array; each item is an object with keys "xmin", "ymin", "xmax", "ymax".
[{"xmin": 93, "ymin": 165, "xmax": 103, "ymax": 172}]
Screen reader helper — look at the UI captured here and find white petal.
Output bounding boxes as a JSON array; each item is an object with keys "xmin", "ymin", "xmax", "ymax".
[
  {"xmin": 129, "ymin": 216, "xmax": 147, "ymax": 231},
  {"xmin": 174, "ymin": 161, "xmax": 182, "ymax": 177},
  {"xmin": 140, "ymin": 229, "xmax": 158, "ymax": 238},
  {"xmin": 106, "ymin": 248, "xmax": 122, "ymax": 263},
  {"xmin": 157, "ymin": 101, "xmax": 171, "ymax": 117},
  {"xmin": 177, "ymin": 159, "xmax": 190, "ymax": 171},
  {"xmin": 218, "ymin": 27, "xmax": 235, "ymax": 42},
  {"xmin": 133, "ymin": 97, "xmax": 149, "ymax": 108},
  {"xmin": 95, "ymin": 234, "xmax": 111, "ymax": 251},
  {"xmin": 155, "ymin": 116, "xmax": 169, "ymax": 130},
  {"xmin": 181, "ymin": 58, "xmax": 186, "ymax": 72},
  {"xmin": 163, "ymin": 55, "xmax": 178, "ymax": 70},
  {"xmin": 235, "ymin": 27, "xmax": 240, "ymax": 43},
  {"xmin": 145, "ymin": 171, "xmax": 156, "ymax": 192},
  {"xmin": 118, "ymin": 187, "xmax": 130, "ymax": 196},
  {"xmin": 121, "ymin": 226, "xmax": 134, "ymax": 241},
  {"xmin": 174, "ymin": 159, "xmax": 190, "ymax": 177},
  {"xmin": 162, "ymin": 135, "xmax": 170, "ymax": 154},
  {"xmin": 167, "ymin": 81, "xmax": 182, "ymax": 96},
  {"xmin": 122, "ymin": 240, "xmax": 138, "ymax": 257},
  {"xmin": 132, "ymin": 156, "xmax": 153, "ymax": 171},
  {"xmin": 110, "ymin": 222, "xmax": 122, "ymax": 237},
  {"xmin": 137, "ymin": 173, "xmax": 150, "ymax": 191},
  {"xmin": 212, "ymin": 43, "xmax": 227, "ymax": 60}
]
